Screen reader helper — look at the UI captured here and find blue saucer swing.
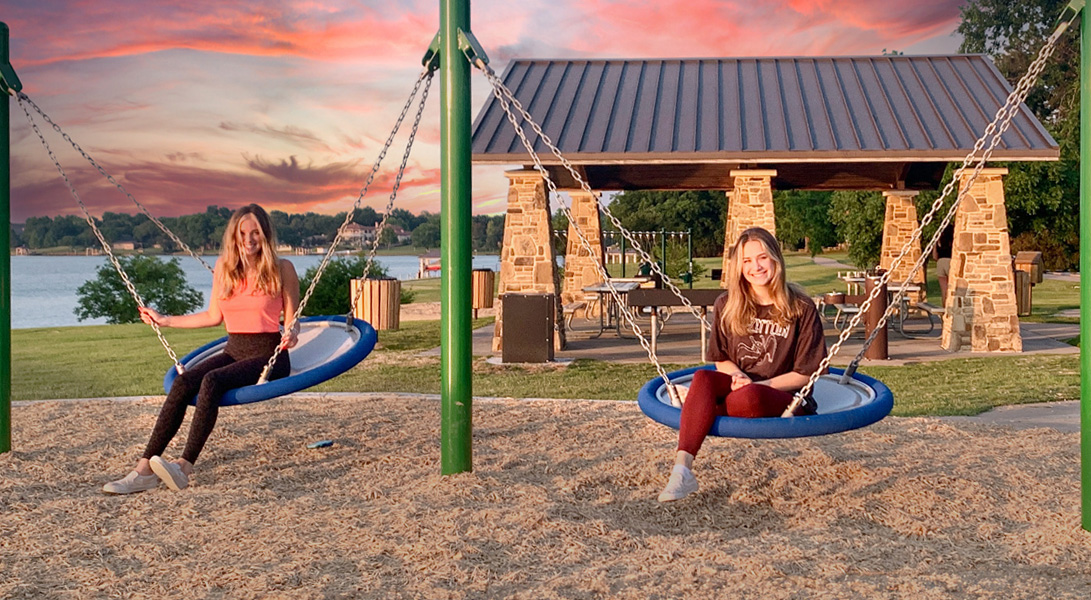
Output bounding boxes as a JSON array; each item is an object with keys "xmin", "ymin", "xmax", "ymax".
[
  {"xmin": 164, "ymin": 315, "xmax": 377, "ymax": 406},
  {"xmin": 638, "ymin": 365, "xmax": 893, "ymax": 439}
]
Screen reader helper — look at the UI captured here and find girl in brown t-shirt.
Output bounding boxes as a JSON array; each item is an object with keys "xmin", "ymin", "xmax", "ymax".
[{"xmin": 658, "ymin": 227, "xmax": 827, "ymax": 502}]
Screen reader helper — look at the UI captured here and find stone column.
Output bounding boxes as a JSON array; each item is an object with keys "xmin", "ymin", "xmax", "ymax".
[
  {"xmin": 721, "ymin": 169, "xmax": 777, "ymax": 288},
  {"xmin": 940, "ymin": 168, "xmax": 1021, "ymax": 352},
  {"xmin": 492, "ymin": 169, "xmax": 565, "ymax": 352},
  {"xmin": 880, "ymin": 191, "xmax": 926, "ymax": 303},
  {"xmin": 561, "ymin": 191, "xmax": 604, "ymax": 315}
]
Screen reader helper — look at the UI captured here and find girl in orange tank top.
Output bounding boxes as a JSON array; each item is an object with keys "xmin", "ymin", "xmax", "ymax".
[{"xmin": 103, "ymin": 204, "xmax": 300, "ymax": 495}]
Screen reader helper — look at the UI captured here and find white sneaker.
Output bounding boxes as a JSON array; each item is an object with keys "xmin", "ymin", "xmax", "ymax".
[
  {"xmin": 149, "ymin": 456, "xmax": 190, "ymax": 491},
  {"xmin": 657, "ymin": 464, "xmax": 699, "ymax": 502},
  {"xmin": 103, "ymin": 471, "xmax": 159, "ymax": 495}
]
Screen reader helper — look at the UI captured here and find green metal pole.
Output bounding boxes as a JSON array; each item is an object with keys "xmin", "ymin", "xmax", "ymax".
[
  {"xmin": 1081, "ymin": 5, "xmax": 1090, "ymax": 531},
  {"xmin": 439, "ymin": 0, "xmax": 472, "ymax": 474},
  {"xmin": 0, "ymin": 23, "xmax": 11, "ymax": 454}
]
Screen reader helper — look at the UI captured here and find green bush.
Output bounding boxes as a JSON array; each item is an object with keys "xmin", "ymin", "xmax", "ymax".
[
  {"xmin": 75, "ymin": 255, "xmax": 204, "ymax": 324},
  {"xmin": 299, "ymin": 255, "xmax": 416, "ymax": 316}
]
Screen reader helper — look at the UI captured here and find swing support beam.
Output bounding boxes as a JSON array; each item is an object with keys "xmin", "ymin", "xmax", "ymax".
[
  {"xmin": 439, "ymin": 0, "xmax": 473, "ymax": 474},
  {"xmin": 1079, "ymin": 0, "xmax": 1091, "ymax": 531},
  {"xmin": 0, "ymin": 22, "xmax": 16, "ymax": 455}
]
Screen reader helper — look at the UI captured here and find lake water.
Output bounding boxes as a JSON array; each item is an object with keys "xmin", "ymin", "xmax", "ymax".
[{"xmin": 10, "ymin": 254, "xmax": 500, "ymax": 329}]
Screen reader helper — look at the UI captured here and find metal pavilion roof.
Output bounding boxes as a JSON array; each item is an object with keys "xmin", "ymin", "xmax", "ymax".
[{"xmin": 470, "ymin": 56, "xmax": 1059, "ymax": 192}]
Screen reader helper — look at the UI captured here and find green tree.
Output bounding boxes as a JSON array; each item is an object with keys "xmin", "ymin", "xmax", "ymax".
[
  {"xmin": 958, "ymin": 0, "xmax": 1080, "ymax": 269},
  {"xmin": 607, "ymin": 191, "xmax": 724, "ymax": 256},
  {"xmin": 298, "ymin": 256, "xmax": 413, "ymax": 316},
  {"xmin": 411, "ymin": 217, "xmax": 441, "ymax": 249},
  {"xmin": 773, "ymin": 190, "xmax": 840, "ymax": 255},
  {"xmin": 75, "ymin": 256, "xmax": 203, "ymax": 324},
  {"xmin": 828, "ymin": 191, "xmax": 886, "ymax": 268}
]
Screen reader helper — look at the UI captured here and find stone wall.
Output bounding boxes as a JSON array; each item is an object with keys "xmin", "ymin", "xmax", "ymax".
[
  {"xmin": 721, "ymin": 170, "xmax": 777, "ymax": 288},
  {"xmin": 940, "ymin": 168, "xmax": 1021, "ymax": 352},
  {"xmin": 561, "ymin": 191, "xmax": 605, "ymax": 315},
  {"xmin": 879, "ymin": 191, "xmax": 926, "ymax": 303},
  {"xmin": 492, "ymin": 170, "xmax": 565, "ymax": 352}
]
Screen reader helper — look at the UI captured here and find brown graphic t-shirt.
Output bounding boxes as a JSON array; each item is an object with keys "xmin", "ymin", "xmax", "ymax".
[{"xmin": 706, "ymin": 292, "xmax": 827, "ymax": 391}]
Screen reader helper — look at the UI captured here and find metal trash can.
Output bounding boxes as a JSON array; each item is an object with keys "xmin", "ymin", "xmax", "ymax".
[{"xmin": 501, "ymin": 292, "xmax": 554, "ymax": 363}]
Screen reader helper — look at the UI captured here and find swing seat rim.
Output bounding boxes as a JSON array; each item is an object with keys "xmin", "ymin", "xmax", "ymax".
[
  {"xmin": 637, "ymin": 365, "xmax": 893, "ymax": 439},
  {"xmin": 163, "ymin": 315, "xmax": 377, "ymax": 407}
]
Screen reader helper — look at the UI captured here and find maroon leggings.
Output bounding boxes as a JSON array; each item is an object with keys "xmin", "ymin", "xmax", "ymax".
[{"xmin": 677, "ymin": 369, "xmax": 797, "ymax": 456}]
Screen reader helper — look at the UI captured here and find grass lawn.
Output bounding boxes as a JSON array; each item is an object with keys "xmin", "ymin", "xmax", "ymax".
[{"xmin": 9, "ymin": 253, "xmax": 1081, "ymax": 417}]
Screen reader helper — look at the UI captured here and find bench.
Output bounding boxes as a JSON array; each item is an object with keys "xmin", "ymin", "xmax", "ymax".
[
  {"xmin": 562, "ymin": 301, "xmax": 587, "ymax": 329},
  {"xmin": 627, "ymin": 289, "xmax": 724, "ymax": 361}
]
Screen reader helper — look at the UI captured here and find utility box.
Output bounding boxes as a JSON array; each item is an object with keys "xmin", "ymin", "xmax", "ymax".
[
  {"xmin": 501, "ymin": 292, "xmax": 554, "ymax": 363},
  {"xmin": 1014, "ymin": 251, "xmax": 1044, "ymax": 284}
]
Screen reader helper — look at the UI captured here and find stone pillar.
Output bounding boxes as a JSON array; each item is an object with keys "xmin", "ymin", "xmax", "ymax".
[
  {"xmin": 940, "ymin": 168, "xmax": 1021, "ymax": 352},
  {"xmin": 561, "ymin": 191, "xmax": 604, "ymax": 315},
  {"xmin": 493, "ymin": 169, "xmax": 565, "ymax": 352},
  {"xmin": 721, "ymin": 170, "xmax": 777, "ymax": 288},
  {"xmin": 880, "ymin": 191, "xmax": 926, "ymax": 303}
]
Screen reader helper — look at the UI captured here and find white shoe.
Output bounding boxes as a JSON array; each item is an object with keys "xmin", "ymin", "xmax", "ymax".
[
  {"xmin": 103, "ymin": 470, "xmax": 159, "ymax": 495},
  {"xmin": 149, "ymin": 456, "xmax": 190, "ymax": 491},
  {"xmin": 657, "ymin": 464, "xmax": 698, "ymax": 502}
]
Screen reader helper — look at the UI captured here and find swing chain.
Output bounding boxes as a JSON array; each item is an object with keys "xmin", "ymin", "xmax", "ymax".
[
  {"xmin": 258, "ymin": 67, "xmax": 434, "ymax": 384},
  {"xmin": 787, "ymin": 22, "xmax": 1067, "ymax": 414},
  {"xmin": 474, "ymin": 61, "xmax": 711, "ymax": 340},
  {"xmin": 477, "ymin": 62, "xmax": 689, "ymax": 403},
  {"xmin": 16, "ymin": 92, "xmax": 215, "ymax": 274},
  {"xmin": 18, "ymin": 96, "xmax": 184, "ymax": 373}
]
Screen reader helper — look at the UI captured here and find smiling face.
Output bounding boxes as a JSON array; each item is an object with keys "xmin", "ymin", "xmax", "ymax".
[
  {"xmin": 236, "ymin": 214, "xmax": 265, "ymax": 259},
  {"xmin": 740, "ymin": 239, "xmax": 776, "ymax": 291}
]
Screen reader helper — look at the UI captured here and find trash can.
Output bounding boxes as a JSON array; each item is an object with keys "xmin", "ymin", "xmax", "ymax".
[
  {"xmin": 1014, "ymin": 251, "xmax": 1044, "ymax": 284},
  {"xmin": 352, "ymin": 277, "xmax": 400, "ymax": 330},
  {"xmin": 471, "ymin": 269, "xmax": 496, "ymax": 318},
  {"xmin": 501, "ymin": 292, "xmax": 554, "ymax": 363},
  {"xmin": 1014, "ymin": 270, "xmax": 1032, "ymax": 316}
]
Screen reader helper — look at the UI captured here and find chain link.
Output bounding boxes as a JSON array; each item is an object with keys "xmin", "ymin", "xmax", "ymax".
[
  {"xmin": 18, "ymin": 95, "xmax": 184, "ymax": 372},
  {"xmin": 786, "ymin": 24, "xmax": 1068, "ymax": 414},
  {"xmin": 17, "ymin": 92, "xmax": 214, "ymax": 273}
]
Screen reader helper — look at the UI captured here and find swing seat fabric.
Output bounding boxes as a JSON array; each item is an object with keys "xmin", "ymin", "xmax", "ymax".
[
  {"xmin": 638, "ymin": 365, "xmax": 893, "ymax": 439},
  {"xmin": 163, "ymin": 316, "xmax": 377, "ymax": 406}
]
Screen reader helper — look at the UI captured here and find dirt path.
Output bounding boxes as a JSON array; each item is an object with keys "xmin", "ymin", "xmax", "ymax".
[{"xmin": 3, "ymin": 395, "xmax": 1089, "ymax": 599}]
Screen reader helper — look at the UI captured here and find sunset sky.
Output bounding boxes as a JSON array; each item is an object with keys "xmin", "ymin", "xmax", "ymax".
[{"xmin": 3, "ymin": 0, "xmax": 966, "ymax": 223}]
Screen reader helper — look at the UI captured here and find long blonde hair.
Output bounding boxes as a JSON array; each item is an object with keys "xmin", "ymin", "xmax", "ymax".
[
  {"xmin": 217, "ymin": 204, "xmax": 282, "ymax": 298},
  {"xmin": 721, "ymin": 227, "xmax": 809, "ymax": 337}
]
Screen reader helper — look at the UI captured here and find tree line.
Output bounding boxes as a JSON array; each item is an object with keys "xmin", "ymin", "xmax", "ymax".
[{"xmin": 12, "ymin": 206, "xmax": 507, "ymax": 254}]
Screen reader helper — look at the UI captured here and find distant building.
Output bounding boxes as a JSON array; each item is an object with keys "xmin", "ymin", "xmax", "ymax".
[
  {"xmin": 111, "ymin": 241, "xmax": 136, "ymax": 251},
  {"xmin": 343, "ymin": 223, "xmax": 377, "ymax": 247}
]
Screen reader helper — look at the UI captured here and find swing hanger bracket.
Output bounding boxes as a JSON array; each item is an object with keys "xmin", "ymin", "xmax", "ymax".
[
  {"xmin": 421, "ymin": 29, "xmax": 490, "ymax": 72},
  {"xmin": 0, "ymin": 60, "xmax": 21, "ymax": 96},
  {"xmin": 1056, "ymin": 0, "xmax": 1085, "ymax": 30}
]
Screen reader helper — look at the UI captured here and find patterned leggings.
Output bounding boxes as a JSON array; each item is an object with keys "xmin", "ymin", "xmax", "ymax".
[
  {"xmin": 143, "ymin": 333, "xmax": 289, "ymax": 464},
  {"xmin": 677, "ymin": 369, "xmax": 814, "ymax": 456}
]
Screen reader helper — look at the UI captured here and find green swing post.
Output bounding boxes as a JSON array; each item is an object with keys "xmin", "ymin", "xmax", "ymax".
[
  {"xmin": 0, "ymin": 23, "xmax": 16, "ymax": 455},
  {"xmin": 439, "ymin": 0, "xmax": 473, "ymax": 474},
  {"xmin": 1080, "ymin": 1, "xmax": 1091, "ymax": 531}
]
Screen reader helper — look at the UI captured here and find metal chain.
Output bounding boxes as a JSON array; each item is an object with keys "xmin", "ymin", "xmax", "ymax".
[
  {"xmin": 474, "ymin": 61, "xmax": 711, "ymax": 336},
  {"xmin": 16, "ymin": 92, "xmax": 214, "ymax": 273},
  {"xmin": 786, "ymin": 23, "xmax": 1068, "ymax": 414},
  {"xmin": 355, "ymin": 71, "xmax": 434, "ymax": 310},
  {"xmin": 476, "ymin": 61, "xmax": 689, "ymax": 405},
  {"xmin": 257, "ymin": 68, "xmax": 433, "ymax": 383},
  {"xmin": 18, "ymin": 95, "xmax": 184, "ymax": 372}
]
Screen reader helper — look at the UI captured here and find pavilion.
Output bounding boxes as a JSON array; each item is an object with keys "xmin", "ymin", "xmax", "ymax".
[{"xmin": 470, "ymin": 56, "xmax": 1059, "ymax": 354}]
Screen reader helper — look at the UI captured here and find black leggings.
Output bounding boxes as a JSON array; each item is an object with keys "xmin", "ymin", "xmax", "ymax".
[{"xmin": 143, "ymin": 333, "xmax": 290, "ymax": 464}]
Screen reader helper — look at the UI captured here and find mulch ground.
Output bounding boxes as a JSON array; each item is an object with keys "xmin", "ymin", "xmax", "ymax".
[{"xmin": 2, "ymin": 394, "xmax": 1090, "ymax": 599}]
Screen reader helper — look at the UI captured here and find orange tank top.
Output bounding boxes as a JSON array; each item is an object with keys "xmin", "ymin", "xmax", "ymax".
[{"xmin": 219, "ymin": 278, "xmax": 283, "ymax": 334}]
